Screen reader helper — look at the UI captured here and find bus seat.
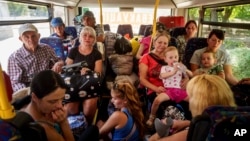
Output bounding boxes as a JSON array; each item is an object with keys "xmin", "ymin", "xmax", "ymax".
[
  {"xmin": 39, "ymin": 37, "xmax": 66, "ymax": 60},
  {"xmin": 183, "ymin": 37, "xmax": 208, "ymax": 69},
  {"xmin": 65, "ymin": 26, "xmax": 77, "ymax": 39},
  {"xmin": 103, "ymin": 24, "xmax": 110, "ymax": 31},
  {"xmin": 170, "ymin": 27, "xmax": 186, "ymax": 38},
  {"xmin": 138, "ymin": 24, "xmax": 152, "ymax": 36},
  {"xmin": 117, "ymin": 24, "xmax": 133, "ymax": 39}
]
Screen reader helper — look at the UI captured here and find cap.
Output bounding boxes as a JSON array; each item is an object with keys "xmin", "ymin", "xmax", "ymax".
[
  {"xmin": 83, "ymin": 11, "xmax": 94, "ymax": 18},
  {"xmin": 51, "ymin": 17, "xmax": 64, "ymax": 27},
  {"xmin": 18, "ymin": 23, "xmax": 38, "ymax": 36}
]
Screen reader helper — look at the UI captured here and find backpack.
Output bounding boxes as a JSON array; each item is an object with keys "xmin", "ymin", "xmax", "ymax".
[
  {"xmin": 114, "ymin": 36, "xmax": 132, "ymax": 55},
  {"xmin": 187, "ymin": 106, "xmax": 250, "ymax": 141},
  {"xmin": 0, "ymin": 111, "xmax": 47, "ymax": 141}
]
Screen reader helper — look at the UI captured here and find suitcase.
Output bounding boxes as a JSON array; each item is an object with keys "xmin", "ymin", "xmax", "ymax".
[{"xmin": 158, "ymin": 16, "xmax": 185, "ymax": 29}]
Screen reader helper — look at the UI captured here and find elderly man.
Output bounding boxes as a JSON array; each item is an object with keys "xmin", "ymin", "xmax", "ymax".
[
  {"xmin": 80, "ymin": 11, "xmax": 105, "ymax": 42},
  {"xmin": 8, "ymin": 23, "xmax": 64, "ymax": 92}
]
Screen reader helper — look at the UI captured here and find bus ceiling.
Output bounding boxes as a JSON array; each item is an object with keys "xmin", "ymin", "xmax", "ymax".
[{"xmin": 30, "ymin": 0, "xmax": 242, "ymax": 8}]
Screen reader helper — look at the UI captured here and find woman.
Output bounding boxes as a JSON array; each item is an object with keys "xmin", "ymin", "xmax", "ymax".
[
  {"xmin": 21, "ymin": 70, "xmax": 74, "ymax": 141},
  {"xmin": 21, "ymin": 70, "xmax": 99, "ymax": 141},
  {"xmin": 176, "ymin": 20, "xmax": 198, "ymax": 63},
  {"xmin": 139, "ymin": 32, "xmax": 189, "ymax": 127},
  {"xmin": 136, "ymin": 22, "xmax": 167, "ymax": 60},
  {"xmin": 190, "ymin": 29, "xmax": 238, "ymax": 85},
  {"xmin": 149, "ymin": 74, "xmax": 236, "ymax": 141},
  {"xmin": 65, "ymin": 26, "xmax": 103, "ymax": 124},
  {"xmin": 98, "ymin": 80, "xmax": 145, "ymax": 141}
]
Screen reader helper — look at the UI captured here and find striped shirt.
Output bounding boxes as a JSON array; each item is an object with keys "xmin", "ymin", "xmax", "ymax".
[{"xmin": 7, "ymin": 44, "xmax": 60, "ymax": 92}]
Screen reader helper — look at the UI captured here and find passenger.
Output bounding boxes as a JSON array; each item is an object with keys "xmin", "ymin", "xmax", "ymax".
[
  {"xmin": 146, "ymin": 47, "xmax": 190, "ymax": 127},
  {"xmin": 176, "ymin": 20, "xmax": 198, "ymax": 63},
  {"xmin": 21, "ymin": 70, "xmax": 99, "ymax": 141},
  {"xmin": 149, "ymin": 74, "xmax": 236, "ymax": 141},
  {"xmin": 193, "ymin": 50, "xmax": 225, "ymax": 79},
  {"xmin": 64, "ymin": 26, "xmax": 102, "ymax": 124},
  {"xmin": 98, "ymin": 80, "xmax": 145, "ymax": 141},
  {"xmin": 190, "ymin": 29, "xmax": 238, "ymax": 85},
  {"xmin": 50, "ymin": 17, "xmax": 75, "ymax": 56},
  {"xmin": 7, "ymin": 23, "xmax": 64, "ymax": 92},
  {"xmin": 136, "ymin": 22, "xmax": 167, "ymax": 60},
  {"xmin": 80, "ymin": 10, "xmax": 104, "ymax": 42}
]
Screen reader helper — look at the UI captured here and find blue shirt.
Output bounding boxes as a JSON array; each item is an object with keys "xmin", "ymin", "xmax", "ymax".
[{"xmin": 112, "ymin": 108, "xmax": 139, "ymax": 141}]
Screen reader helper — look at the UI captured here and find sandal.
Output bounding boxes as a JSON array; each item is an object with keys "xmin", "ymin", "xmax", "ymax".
[
  {"xmin": 154, "ymin": 117, "xmax": 173, "ymax": 137},
  {"xmin": 146, "ymin": 114, "xmax": 156, "ymax": 127}
]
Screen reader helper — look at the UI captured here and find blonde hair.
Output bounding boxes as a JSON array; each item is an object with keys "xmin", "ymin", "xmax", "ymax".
[
  {"xmin": 79, "ymin": 26, "xmax": 96, "ymax": 44},
  {"xmin": 187, "ymin": 74, "xmax": 236, "ymax": 117},
  {"xmin": 153, "ymin": 31, "xmax": 170, "ymax": 42},
  {"xmin": 163, "ymin": 46, "xmax": 178, "ymax": 57},
  {"xmin": 111, "ymin": 80, "xmax": 145, "ymax": 139}
]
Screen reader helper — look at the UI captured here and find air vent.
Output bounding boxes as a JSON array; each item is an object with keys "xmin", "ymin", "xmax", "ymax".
[{"xmin": 119, "ymin": 7, "xmax": 134, "ymax": 12}]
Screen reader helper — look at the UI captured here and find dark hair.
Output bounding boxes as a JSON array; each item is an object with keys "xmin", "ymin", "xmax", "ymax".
[
  {"xmin": 30, "ymin": 70, "xmax": 67, "ymax": 99},
  {"xmin": 156, "ymin": 22, "xmax": 167, "ymax": 33},
  {"xmin": 144, "ymin": 25, "xmax": 152, "ymax": 37},
  {"xmin": 185, "ymin": 20, "xmax": 197, "ymax": 29},
  {"xmin": 208, "ymin": 29, "xmax": 225, "ymax": 40}
]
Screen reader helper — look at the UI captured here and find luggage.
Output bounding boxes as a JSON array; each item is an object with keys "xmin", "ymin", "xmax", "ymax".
[
  {"xmin": 158, "ymin": 16, "xmax": 185, "ymax": 29},
  {"xmin": 187, "ymin": 106, "xmax": 250, "ymax": 141}
]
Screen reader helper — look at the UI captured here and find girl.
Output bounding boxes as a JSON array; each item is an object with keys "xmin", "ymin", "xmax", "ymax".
[{"xmin": 98, "ymin": 80, "xmax": 145, "ymax": 141}]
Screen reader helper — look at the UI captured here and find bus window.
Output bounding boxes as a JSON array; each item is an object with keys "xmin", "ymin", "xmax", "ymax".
[
  {"xmin": 195, "ymin": 3, "xmax": 250, "ymax": 80},
  {"xmin": 0, "ymin": 1, "xmax": 51, "ymax": 71}
]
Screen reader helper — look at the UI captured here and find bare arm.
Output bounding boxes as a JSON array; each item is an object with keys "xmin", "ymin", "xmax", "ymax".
[
  {"xmin": 99, "ymin": 111, "xmax": 127, "ymax": 136},
  {"xmin": 41, "ymin": 108, "xmax": 75, "ymax": 141},
  {"xmin": 224, "ymin": 64, "xmax": 238, "ymax": 85},
  {"xmin": 239, "ymin": 78, "xmax": 250, "ymax": 85},
  {"xmin": 190, "ymin": 63, "xmax": 199, "ymax": 72},
  {"xmin": 136, "ymin": 44, "xmax": 145, "ymax": 60},
  {"xmin": 139, "ymin": 63, "xmax": 165, "ymax": 93},
  {"xmin": 160, "ymin": 67, "xmax": 177, "ymax": 79}
]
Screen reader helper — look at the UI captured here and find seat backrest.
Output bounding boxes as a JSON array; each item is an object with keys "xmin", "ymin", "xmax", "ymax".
[
  {"xmin": 170, "ymin": 27, "xmax": 186, "ymax": 38},
  {"xmin": 117, "ymin": 24, "xmax": 133, "ymax": 39},
  {"xmin": 187, "ymin": 106, "xmax": 250, "ymax": 141},
  {"xmin": 39, "ymin": 37, "xmax": 66, "ymax": 60},
  {"xmin": 103, "ymin": 24, "xmax": 111, "ymax": 31},
  {"xmin": 183, "ymin": 37, "xmax": 208, "ymax": 69},
  {"xmin": 138, "ymin": 24, "xmax": 152, "ymax": 36},
  {"xmin": 64, "ymin": 26, "xmax": 77, "ymax": 39}
]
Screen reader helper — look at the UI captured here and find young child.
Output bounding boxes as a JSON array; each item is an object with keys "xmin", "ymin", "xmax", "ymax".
[
  {"xmin": 193, "ymin": 50, "xmax": 225, "ymax": 79},
  {"xmin": 146, "ymin": 46, "xmax": 191, "ymax": 127}
]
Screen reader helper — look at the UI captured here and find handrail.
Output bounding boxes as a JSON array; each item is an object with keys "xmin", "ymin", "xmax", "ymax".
[
  {"xmin": 98, "ymin": 0, "xmax": 103, "ymax": 28},
  {"xmin": 149, "ymin": 0, "xmax": 160, "ymax": 51},
  {"xmin": 0, "ymin": 64, "xmax": 15, "ymax": 119}
]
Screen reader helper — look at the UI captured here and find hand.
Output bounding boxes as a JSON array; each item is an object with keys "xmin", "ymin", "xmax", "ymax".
[
  {"xmin": 155, "ymin": 86, "xmax": 166, "ymax": 93},
  {"xmin": 80, "ymin": 67, "xmax": 91, "ymax": 75},
  {"xmin": 238, "ymin": 78, "xmax": 250, "ymax": 85},
  {"xmin": 51, "ymin": 108, "xmax": 68, "ymax": 124},
  {"xmin": 52, "ymin": 62, "xmax": 63, "ymax": 73}
]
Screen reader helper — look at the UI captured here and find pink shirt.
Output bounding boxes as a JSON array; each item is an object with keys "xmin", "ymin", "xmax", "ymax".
[{"xmin": 140, "ymin": 36, "xmax": 152, "ymax": 55}]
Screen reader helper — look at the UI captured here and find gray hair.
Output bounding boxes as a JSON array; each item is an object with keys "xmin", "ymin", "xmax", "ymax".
[{"xmin": 79, "ymin": 26, "xmax": 96, "ymax": 44}]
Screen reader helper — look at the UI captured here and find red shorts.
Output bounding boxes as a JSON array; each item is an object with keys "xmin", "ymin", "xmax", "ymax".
[{"xmin": 166, "ymin": 88, "xmax": 187, "ymax": 103}]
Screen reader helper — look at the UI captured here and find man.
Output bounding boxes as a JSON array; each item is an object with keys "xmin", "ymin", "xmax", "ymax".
[
  {"xmin": 50, "ymin": 17, "xmax": 75, "ymax": 57},
  {"xmin": 80, "ymin": 11, "xmax": 105, "ymax": 42},
  {"xmin": 8, "ymin": 23, "xmax": 64, "ymax": 92}
]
